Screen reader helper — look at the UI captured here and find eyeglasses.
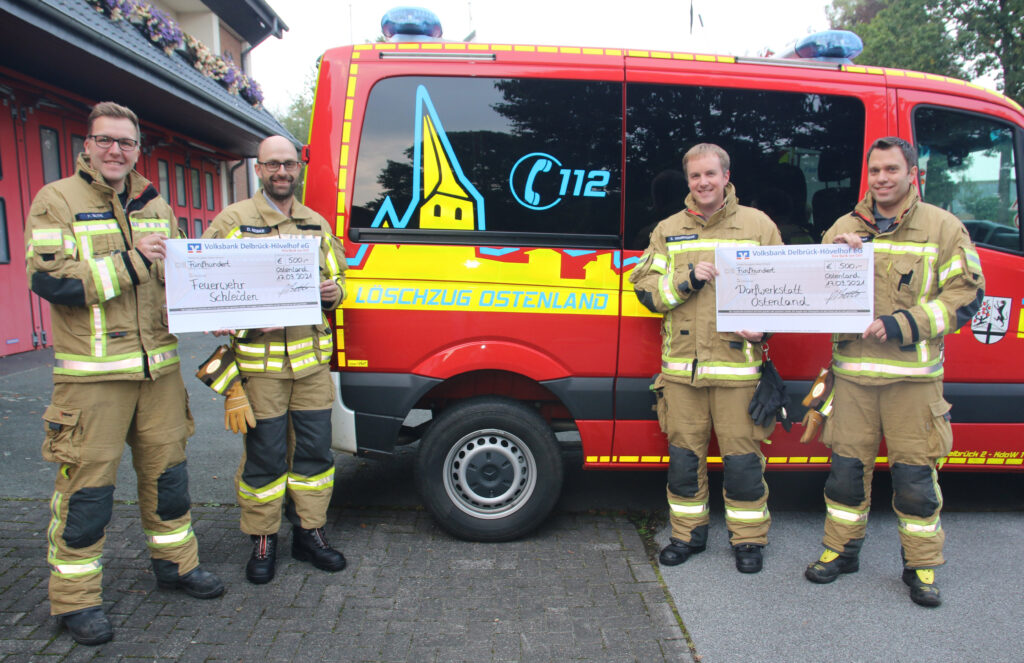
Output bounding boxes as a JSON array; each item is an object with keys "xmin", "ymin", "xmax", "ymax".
[
  {"xmin": 87, "ymin": 134, "xmax": 139, "ymax": 152},
  {"xmin": 257, "ymin": 160, "xmax": 302, "ymax": 172}
]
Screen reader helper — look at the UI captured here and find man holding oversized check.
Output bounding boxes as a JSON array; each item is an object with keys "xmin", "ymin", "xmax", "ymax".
[
  {"xmin": 173, "ymin": 136, "xmax": 348, "ymax": 585},
  {"xmin": 800, "ymin": 137, "xmax": 985, "ymax": 608}
]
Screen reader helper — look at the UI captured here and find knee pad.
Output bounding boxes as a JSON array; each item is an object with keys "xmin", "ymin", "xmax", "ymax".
[
  {"xmin": 243, "ymin": 414, "xmax": 288, "ymax": 486},
  {"xmin": 63, "ymin": 485, "xmax": 114, "ymax": 548},
  {"xmin": 156, "ymin": 461, "xmax": 191, "ymax": 521},
  {"xmin": 290, "ymin": 409, "xmax": 334, "ymax": 476},
  {"xmin": 891, "ymin": 463, "xmax": 940, "ymax": 517},
  {"xmin": 824, "ymin": 454, "xmax": 865, "ymax": 506},
  {"xmin": 667, "ymin": 446, "xmax": 700, "ymax": 497},
  {"xmin": 722, "ymin": 453, "xmax": 765, "ymax": 501}
]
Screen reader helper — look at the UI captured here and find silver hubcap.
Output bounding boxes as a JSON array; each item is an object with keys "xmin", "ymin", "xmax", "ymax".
[{"xmin": 442, "ymin": 429, "xmax": 537, "ymax": 520}]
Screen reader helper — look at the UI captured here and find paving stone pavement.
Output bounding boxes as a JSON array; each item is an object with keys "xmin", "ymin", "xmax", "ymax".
[{"xmin": 0, "ymin": 499, "xmax": 690, "ymax": 662}]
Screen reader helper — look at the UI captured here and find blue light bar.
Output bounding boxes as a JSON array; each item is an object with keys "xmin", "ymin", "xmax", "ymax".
[
  {"xmin": 381, "ymin": 6, "xmax": 443, "ymax": 41},
  {"xmin": 792, "ymin": 30, "xmax": 863, "ymax": 63}
]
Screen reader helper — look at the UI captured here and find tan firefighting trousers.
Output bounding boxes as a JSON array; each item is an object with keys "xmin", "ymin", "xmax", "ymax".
[
  {"xmin": 820, "ymin": 378, "xmax": 952, "ymax": 568},
  {"xmin": 42, "ymin": 373, "xmax": 198, "ymax": 615},
  {"xmin": 657, "ymin": 380, "xmax": 772, "ymax": 547},
  {"xmin": 235, "ymin": 368, "xmax": 335, "ymax": 534}
]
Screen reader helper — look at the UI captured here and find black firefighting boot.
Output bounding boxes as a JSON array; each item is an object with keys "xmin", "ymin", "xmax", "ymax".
[
  {"xmin": 60, "ymin": 606, "xmax": 113, "ymax": 646},
  {"xmin": 902, "ymin": 568, "xmax": 941, "ymax": 607},
  {"xmin": 246, "ymin": 534, "xmax": 278, "ymax": 585},
  {"xmin": 659, "ymin": 538, "xmax": 706, "ymax": 566},
  {"xmin": 292, "ymin": 526, "xmax": 346, "ymax": 572},
  {"xmin": 804, "ymin": 548, "xmax": 859, "ymax": 583},
  {"xmin": 153, "ymin": 560, "xmax": 225, "ymax": 598},
  {"xmin": 733, "ymin": 544, "xmax": 764, "ymax": 573}
]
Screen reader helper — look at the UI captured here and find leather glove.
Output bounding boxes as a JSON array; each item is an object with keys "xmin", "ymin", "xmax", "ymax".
[
  {"xmin": 748, "ymin": 358, "xmax": 792, "ymax": 431},
  {"xmin": 224, "ymin": 381, "xmax": 256, "ymax": 434},
  {"xmin": 799, "ymin": 410, "xmax": 824, "ymax": 444}
]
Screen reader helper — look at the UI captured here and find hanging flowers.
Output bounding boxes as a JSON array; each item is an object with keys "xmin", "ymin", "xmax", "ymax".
[{"xmin": 84, "ymin": 0, "xmax": 263, "ymax": 108}]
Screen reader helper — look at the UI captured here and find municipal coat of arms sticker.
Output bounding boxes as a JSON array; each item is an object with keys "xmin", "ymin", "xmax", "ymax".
[{"xmin": 971, "ymin": 296, "xmax": 1012, "ymax": 344}]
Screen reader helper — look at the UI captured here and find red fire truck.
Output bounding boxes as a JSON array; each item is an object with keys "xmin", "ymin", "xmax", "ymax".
[{"xmin": 303, "ymin": 15, "xmax": 1024, "ymax": 541}]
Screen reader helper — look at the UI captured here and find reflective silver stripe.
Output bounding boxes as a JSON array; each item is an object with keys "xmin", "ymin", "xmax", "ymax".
[
  {"xmin": 963, "ymin": 246, "xmax": 981, "ymax": 273},
  {"xmin": 899, "ymin": 518, "xmax": 941, "ymax": 533},
  {"xmin": 287, "ymin": 338, "xmax": 315, "ymax": 353},
  {"xmin": 827, "ymin": 505, "xmax": 867, "ymax": 522},
  {"xmin": 148, "ymin": 348, "xmax": 179, "ymax": 369},
  {"xmin": 833, "ymin": 358, "xmax": 942, "ymax": 378},
  {"xmin": 235, "ymin": 343, "xmax": 264, "ymax": 355},
  {"xmin": 287, "ymin": 469, "xmax": 335, "ymax": 490},
  {"xmin": 925, "ymin": 300, "xmax": 947, "ymax": 336},
  {"xmin": 291, "ymin": 354, "xmax": 319, "ymax": 372},
  {"xmin": 91, "ymin": 305, "xmax": 105, "ymax": 357},
  {"xmin": 650, "ymin": 254, "xmax": 668, "ymax": 274},
  {"xmin": 51, "ymin": 557, "xmax": 103, "ymax": 577},
  {"xmin": 147, "ymin": 525, "xmax": 194, "ymax": 546},
  {"xmin": 662, "ymin": 360, "xmax": 695, "ymax": 373},
  {"xmin": 872, "ymin": 240, "xmax": 938, "ymax": 257},
  {"xmin": 32, "ymin": 228, "xmax": 63, "ymax": 246},
  {"xmin": 73, "ymin": 222, "xmax": 119, "ymax": 233},
  {"xmin": 211, "ymin": 362, "xmax": 239, "ymax": 394},
  {"xmin": 725, "ymin": 506, "xmax": 769, "ymax": 521},
  {"xmin": 938, "ymin": 256, "xmax": 962, "ymax": 284},
  {"xmin": 56, "ymin": 355, "xmax": 144, "ymax": 373},
  {"xmin": 697, "ymin": 364, "xmax": 761, "ymax": 377},
  {"xmin": 268, "ymin": 343, "xmax": 285, "ymax": 355},
  {"xmin": 266, "ymin": 358, "xmax": 285, "ymax": 371},
  {"xmin": 239, "ymin": 477, "xmax": 286, "ymax": 502},
  {"xmin": 669, "ymin": 502, "xmax": 708, "ymax": 515},
  {"xmin": 659, "ymin": 273, "xmax": 680, "ymax": 308},
  {"xmin": 238, "ymin": 360, "xmax": 266, "ymax": 371}
]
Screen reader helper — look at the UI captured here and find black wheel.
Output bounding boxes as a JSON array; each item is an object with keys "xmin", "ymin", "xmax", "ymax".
[{"xmin": 415, "ymin": 396, "xmax": 564, "ymax": 542}]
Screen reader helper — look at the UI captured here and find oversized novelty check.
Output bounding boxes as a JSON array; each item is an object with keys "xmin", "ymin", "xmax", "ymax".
[
  {"xmin": 715, "ymin": 244, "xmax": 874, "ymax": 333},
  {"xmin": 165, "ymin": 238, "xmax": 321, "ymax": 334}
]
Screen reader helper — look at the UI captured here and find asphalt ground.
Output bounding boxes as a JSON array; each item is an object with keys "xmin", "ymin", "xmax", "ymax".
[{"xmin": 2, "ymin": 333, "xmax": 1023, "ymax": 662}]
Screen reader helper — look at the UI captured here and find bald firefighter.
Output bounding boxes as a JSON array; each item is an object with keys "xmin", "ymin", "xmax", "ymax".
[
  {"xmin": 804, "ymin": 137, "xmax": 985, "ymax": 607},
  {"xmin": 25, "ymin": 102, "xmax": 223, "ymax": 646},
  {"xmin": 200, "ymin": 136, "xmax": 347, "ymax": 584},
  {"xmin": 630, "ymin": 143, "xmax": 783, "ymax": 574}
]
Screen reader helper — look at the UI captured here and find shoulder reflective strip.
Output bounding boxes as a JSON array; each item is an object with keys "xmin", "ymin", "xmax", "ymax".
[
  {"xmin": 662, "ymin": 359, "xmax": 695, "ymax": 374},
  {"xmin": 669, "ymin": 502, "xmax": 708, "ymax": 515},
  {"xmin": 238, "ymin": 476, "xmax": 287, "ymax": 503},
  {"xmin": 55, "ymin": 353, "xmax": 145, "ymax": 375},
  {"xmin": 286, "ymin": 338, "xmax": 315, "ymax": 353},
  {"xmin": 898, "ymin": 517, "xmax": 942, "ymax": 537},
  {"xmin": 148, "ymin": 346, "xmax": 180, "ymax": 370},
  {"xmin": 725, "ymin": 505, "xmax": 769, "ymax": 522},
  {"xmin": 145, "ymin": 524, "xmax": 195, "ymax": 548},
  {"xmin": 31, "ymin": 228, "xmax": 63, "ymax": 246},
  {"xmin": 963, "ymin": 246, "xmax": 981, "ymax": 273},
  {"xmin": 50, "ymin": 556, "xmax": 103, "ymax": 578},
  {"xmin": 832, "ymin": 357, "xmax": 943, "ymax": 378},
  {"xmin": 91, "ymin": 305, "xmax": 106, "ymax": 357},
  {"xmin": 826, "ymin": 504, "xmax": 868, "ymax": 522},
  {"xmin": 650, "ymin": 254, "xmax": 668, "ymax": 274},
  {"xmin": 211, "ymin": 362, "xmax": 239, "ymax": 394},
  {"xmin": 659, "ymin": 273, "xmax": 680, "ymax": 308},
  {"xmin": 925, "ymin": 300, "xmax": 948, "ymax": 336},
  {"xmin": 287, "ymin": 467, "xmax": 335, "ymax": 491},
  {"xmin": 938, "ymin": 255, "xmax": 963, "ymax": 285},
  {"xmin": 226, "ymin": 227, "xmax": 242, "ymax": 239}
]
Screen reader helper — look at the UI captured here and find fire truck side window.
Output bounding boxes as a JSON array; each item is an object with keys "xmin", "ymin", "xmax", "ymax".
[
  {"xmin": 623, "ymin": 84, "xmax": 865, "ymax": 249},
  {"xmin": 351, "ymin": 76, "xmax": 622, "ymax": 241},
  {"xmin": 915, "ymin": 107, "xmax": 1021, "ymax": 253}
]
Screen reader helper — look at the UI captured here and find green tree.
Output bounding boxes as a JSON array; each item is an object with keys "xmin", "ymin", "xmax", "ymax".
[
  {"xmin": 934, "ymin": 0, "xmax": 1024, "ymax": 106},
  {"xmin": 828, "ymin": 0, "xmax": 965, "ymax": 78},
  {"xmin": 273, "ymin": 65, "xmax": 317, "ymax": 144}
]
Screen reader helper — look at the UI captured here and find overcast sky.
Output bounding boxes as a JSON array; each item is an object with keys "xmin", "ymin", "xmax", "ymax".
[{"xmin": 252, "ymin": 0, "xmax": 836, "ymax": 112}]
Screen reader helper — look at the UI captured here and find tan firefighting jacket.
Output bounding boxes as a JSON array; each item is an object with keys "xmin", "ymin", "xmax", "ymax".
[
  {"xmin": 823, "ymin": 188, "xmax": 984, "ymax": 385},
  {"xmin": 25, "ymin": 153, "xmax": 180, "ymax": 383},
  {"xmin": 630, "ymin": 183, "xmax": 783, "ymax": 386},
  {"xmin": 202, "ymin": 192, "xmax": 346, "ymax": 384}
]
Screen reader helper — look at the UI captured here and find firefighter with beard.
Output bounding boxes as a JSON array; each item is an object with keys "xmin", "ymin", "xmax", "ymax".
[
  {"xmin": 803, "ymin": 137, "xmax": 984, "ymax": 607},
  {"xmin": 200, "ymin": 136, "xmax": 347, "ymax": 584}
]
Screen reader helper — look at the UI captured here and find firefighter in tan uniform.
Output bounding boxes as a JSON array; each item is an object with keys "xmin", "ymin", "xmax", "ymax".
[
  {"xmin": 24, "ymin": 102, "xmax": 223, "ymax": 646},
  {"xmin": 200, "ymin": 136, "xmax": 347, "ymax": 585},
  {"xmin": 803, "ymin": 137, "xmax": 984, "ymax": 607},
  {"xmin": 631, "ymin": 144, "xmax": 783, "ymax": 574}
]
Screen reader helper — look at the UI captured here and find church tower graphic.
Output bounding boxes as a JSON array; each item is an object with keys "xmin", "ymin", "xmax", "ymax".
[{"xmin": 371, "ymin": 85, "xmax": 486, "ymax": 230}]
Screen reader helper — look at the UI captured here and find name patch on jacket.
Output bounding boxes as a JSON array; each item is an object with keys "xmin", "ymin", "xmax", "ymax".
[
  {"xmin": 240, "ymin": 225, "xmax": 272, "ymax": 235},
  {"xmin": 295, "ymin": 224, "xmax": 322, "ymax": 232},
  {"xmin": 75, "ymin": 211, "xmax": 115, "ymax": 221},
  {"xmin": 666, "ymin": 234, "xmax": 699, "ymax": 242}
]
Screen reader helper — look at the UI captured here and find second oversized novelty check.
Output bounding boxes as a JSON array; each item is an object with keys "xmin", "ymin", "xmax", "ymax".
[
  {"xmin": 715, "ymin": 244, "xmax": 874, "ymax": 333},
  {"xmin": 165, "ymin": 238, "xmax": 322, "ymax": 334}
]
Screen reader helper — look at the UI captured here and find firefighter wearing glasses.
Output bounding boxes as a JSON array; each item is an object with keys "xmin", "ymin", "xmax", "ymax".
[
  {"xmin": 804, "ymin": 137, "xmax": 984, "ymax": 607},
  {"xmin": 630, "ymin": 143, "xmax": 783, "ymax": 574},
  {"xmin": 25, "ymin": 102, "xmax": 223, "ymax": 646},
  {"xmin": 201, "ymin": 136, "xmax": 347, "ymax": 585}
]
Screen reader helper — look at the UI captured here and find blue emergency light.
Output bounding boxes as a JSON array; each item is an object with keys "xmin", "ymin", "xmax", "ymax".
[
  {"xmin": 789, "ymin": 30, "xmax": 863, "ymax": 63},
  {"xmin": 381, "ymin": 7, "xmax": 443, "ymax": 41}
]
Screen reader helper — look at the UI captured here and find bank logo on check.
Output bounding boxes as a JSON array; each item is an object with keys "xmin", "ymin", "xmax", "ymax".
[
  {"xmin": 187, "ymin": 243, "xmax": 202, "ymax": 254},
  {"xmin": 736, "ymin": 250, "xmax": 750, "ymax": 260}
]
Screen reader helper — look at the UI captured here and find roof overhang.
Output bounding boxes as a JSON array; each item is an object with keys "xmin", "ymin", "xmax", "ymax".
[
  {"xmin": 0, "ymin": 0, "xmax": 295, "ymax": 157},
  {"xmin": 203, "ymin": 0, "xmax": 287, "ymax": 47}
]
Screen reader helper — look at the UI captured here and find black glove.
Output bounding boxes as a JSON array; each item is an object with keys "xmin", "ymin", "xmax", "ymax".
[{"xmin": 748, "ymin": 358, "xmax": 793, "ymax": 432}]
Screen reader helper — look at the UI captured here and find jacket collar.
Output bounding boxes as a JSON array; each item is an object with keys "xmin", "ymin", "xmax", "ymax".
[
  {"xmin": 683, "ymin": 182, "xmax": 739, "ymax": 227},
  {"xmin": 256, "ymin": 190, "xmax": 314, "ymax": 225},
  {"xmin": 853, "ymin": 187, "xmax": 920, "ymax": 233},
  {"xmin": 76, "ymin": 153, "xmax": 158, "ymax": 210}
]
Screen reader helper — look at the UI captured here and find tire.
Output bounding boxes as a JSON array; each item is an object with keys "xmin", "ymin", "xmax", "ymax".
[{"xmin": 415, "ymin": 396, "xmax": 564, "ymax": 542}]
